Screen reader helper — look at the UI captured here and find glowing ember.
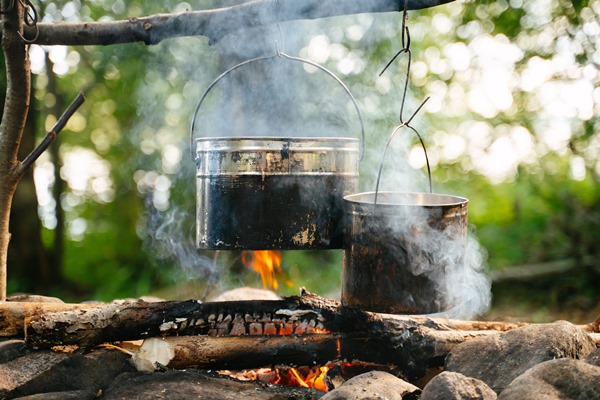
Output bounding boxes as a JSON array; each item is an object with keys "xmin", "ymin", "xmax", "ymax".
[
  {"xmin": 226, "ymin": 365, "xmax": 331, "ymax": 392},
  {"xmin": 242, "ymin": 250, "xmax": 291, "ymax": 290}
]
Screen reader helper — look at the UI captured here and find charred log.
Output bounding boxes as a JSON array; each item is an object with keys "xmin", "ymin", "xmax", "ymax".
[
  {"xmin": 23, "ymin": 294, "xmax": 342, "ymax": 348},
  {"xmin": 23, "ymin": 293, "xmax": 530, "ymax": 349},
  {"xmin": 128, "ymin": 330, "xmax": 506, "ymax": 379},
  {"xmin": 20, "ymin": 293, "xmax": 600, "ymax": 379}
]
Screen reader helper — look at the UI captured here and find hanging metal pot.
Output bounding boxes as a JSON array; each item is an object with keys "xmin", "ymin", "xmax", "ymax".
[
  {"xmin": 341, "ymin": 124, "xmax": 468, "ymax": 314},
  {"xmin": 342, "ymin": 191, "xmax": 468, "ymax": 314},
  {"xmin": 191, "ymin": 53, "xmax": 364, "ymax": 250}
]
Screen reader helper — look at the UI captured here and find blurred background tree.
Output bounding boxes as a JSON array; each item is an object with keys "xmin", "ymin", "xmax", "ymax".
[{"xmin": 5, "ymin": 0, "xmax": 599, "ymax": 322}]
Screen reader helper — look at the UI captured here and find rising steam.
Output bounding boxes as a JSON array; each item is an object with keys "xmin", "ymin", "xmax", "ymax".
[{"xmin": 135, "ymin": 11, "xmax": 492, "ymax": 317}]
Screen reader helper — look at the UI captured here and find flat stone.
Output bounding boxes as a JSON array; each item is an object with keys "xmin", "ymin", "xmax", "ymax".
[
  {"xmin": 12, "ymin": 389, "xmax": 98, "ymax": 399},
  {"xmin": 445, "ymin": 320, "xmax": 596, "ymax": 393},
  {"xmin": 498, "ymin": 358, "xmax": 600, "ymax": 400},
  {"xmin": 1, "ymin": 348, "xmax": 136, "ymax": 398},
  {"xmin": 210, "ymin": 287, "xmax": 281, "ymax": 301},
  {"xmin": 102, "ymin": 369, "xmax": 323, "ymax": 400},
  {"xmin": 420, "ymin": 371, "xmax": 497, "ymax": 400},
  {"xmin": 0, "ymin": 351, "xmax": 70, "ymax": 398},
  {"xmin": 0, "ymin": 339, "xmax": 29, "ymax": 363},
  {"xmin": 320, "ymin": 370, "xmax": 420, "ymax": 400}
]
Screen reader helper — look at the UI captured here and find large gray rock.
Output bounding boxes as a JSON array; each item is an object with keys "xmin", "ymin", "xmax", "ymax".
[
  {"xmin": 420, "ymin": 371, "xmax": 497, "ymax": 400},
  {"xmin": 445, "ymin": 320, "xmax": 596, "ymax": 393},
  {"xmin": 12, "ymin": 390, "xmax": 98, "ymax": 400},
  {"xmin": 0, "ymin": 348, "xmax": 136, "ymax": 398},
  {"xmin": 498, "ymin": 358, "xmax": 600, "ymax": 400},
  {"xmin": 0, "ymin": 340, "xmax": 29, "ymax": 364},
  {"xmin": 0, "ymin": 351, "xmax": 70, "ymax": 398},
  {"xmin": 584, "ymin": 347, "xmax": 600, "ymax": 368},
  {"xmin": 320, "ymin": 370, "xmax": 420, "ymax": 400}
]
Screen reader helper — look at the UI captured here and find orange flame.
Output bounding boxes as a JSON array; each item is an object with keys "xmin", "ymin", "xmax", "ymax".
[
  {"xmin": 221, "ymin": 363, "xmax": 361, "ymax": 392},
  {"xmin": 303, "ymin": 366, "xmax": 330, "ymax": 392},
  {"xmin": 276, "ymin": 366, "xmax": 331, "ymax": 392},
  {"xmin": 242, "ymin": 250, "xmax": 291, "ymax": 290}
]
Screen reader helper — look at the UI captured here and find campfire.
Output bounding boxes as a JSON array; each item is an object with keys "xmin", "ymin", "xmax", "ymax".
[
  {"xmin": 241, "ymin": 250, "xmax": 290, "ymax": 292},
  {"xmin": 1, "ymin": 2, "xmax": 598, "ymax": 399},
  {"xmin": 224, "ymin": 250, "xmax": 336, "ymax": 391},
  {"xmin": 2, "ymin": 290, "xmax": 599, "ymax": 399}
]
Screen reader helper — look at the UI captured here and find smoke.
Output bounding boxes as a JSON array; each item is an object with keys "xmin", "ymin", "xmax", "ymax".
[
  {"xmin": 194, "ymin": 54, "xmax": 361, "ymax": 140},
  {"xmin": 405, "ymin": 210, "xmax": 492, "ymax": 319},
  {"xmin": 143, "ymin": 194, "xmax": 223, "ymax": 299},
  {"xmin": 131, "ymin": 9, "xmax": 492, "ymax": 315},
  {"xmin": 443, "ymin": 232, "xmax": 492, "ymax": 318}
]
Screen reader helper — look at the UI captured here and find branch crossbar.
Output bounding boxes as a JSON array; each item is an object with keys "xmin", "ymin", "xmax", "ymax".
[{"xmin": 26, "ymin": 0, "xmax": 454, "ymax": 46}]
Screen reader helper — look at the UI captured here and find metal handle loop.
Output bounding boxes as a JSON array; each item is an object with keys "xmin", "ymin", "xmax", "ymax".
[
  {"xmin": 189, "ymin": 51, "xmax": 365, "ymax": 161},
  {"xmin": 373, "ymin": 117, "xmax": 433, "ymax": 208}
]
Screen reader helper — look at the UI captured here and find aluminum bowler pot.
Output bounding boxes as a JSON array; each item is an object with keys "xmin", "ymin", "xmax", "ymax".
[
  {"xmin": 342, "ymin": 191, "xmax": 468, "ymax": 314},
  {"xmin": 196, "ymin": 136, "xmax": 359, "ymax": 250}
]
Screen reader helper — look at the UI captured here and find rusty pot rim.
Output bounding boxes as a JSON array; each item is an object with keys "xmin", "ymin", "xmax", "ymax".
[
  {"xmin": 195, "ymin": 136, "xmax": 359, "ymax": 151},
  {"xmin": 344, "ymin": 191, "xmax": 468, "ymax": 207}
]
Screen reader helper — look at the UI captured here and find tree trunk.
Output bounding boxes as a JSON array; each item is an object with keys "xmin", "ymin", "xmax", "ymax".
[
  {"xmin": 0, "ymin": 1, "xmax": 31, "ymax": 301},
  {"xmin": 26, "ymin": 0, "xmax": 454, "ymax": 46},
  {"xmin": 132, "ymin": 334, "xmax": 343, "ymax": 371},
  {"xmin": 8, "ymin": 76, "xmax": 51, "ymax": 293},
  {"xmin": 129, "ymin": 329, "xmax": 511, "ymax": 373}
]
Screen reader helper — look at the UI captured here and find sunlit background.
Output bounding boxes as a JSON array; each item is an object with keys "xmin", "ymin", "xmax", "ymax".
[{"xmin": 7, "ymin": 0, "xmax": 600, "ymax": 321}]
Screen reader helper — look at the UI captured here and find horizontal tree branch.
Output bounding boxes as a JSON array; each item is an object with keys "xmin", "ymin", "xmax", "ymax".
[{"xmin": 26, "ymin": 0, "xmax": 454, "ymax": 46}]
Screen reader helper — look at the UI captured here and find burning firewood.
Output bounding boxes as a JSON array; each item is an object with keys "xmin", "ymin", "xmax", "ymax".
[
  {"xmin": 22, "ymin": 292, "xmax": 525, "ymax": 348},
  {"xmin": 19, "ymin": 292, "xmax": 600, "ymax": 379},
  {"xmin": 125, "ymin": 330, "xmax": 511, "ymax": 374},
  {"xmin": 23, "ymin": 294, "xmax": 340, "ymax": 348},
  {"xmin": 128, "ymin": 334, "xmax": 342, "ymax": 372}
]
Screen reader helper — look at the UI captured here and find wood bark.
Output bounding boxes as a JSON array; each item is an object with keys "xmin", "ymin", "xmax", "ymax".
[
  {"xmin": 17, "ymin": 294, "xmax": 600, "ymax": 378},
  {"xmin": 8, "ymin": 76, "xmax": 52, "ymax": 293},
  {"xmin": 22, "ymin": 294, "xmax": 541, "ymax": 350},
  {"xmin": 131, "ymin": 334, "xmax": 343, "ymax": 371},
  {"xmin": 0, "ymin": 301, "xmax": 98, "ymax": 337},
  {"xmin": 127, "ymin": 330, "xmax": 600, "ymax": 376},
  {"xmin": 128, "ymin": 329, "xmax": 509, "ymax": 373},
  {"xmin": 0, "ymin": 0, "xmax": 31, "ymax": 301},
  {"xmin": 26, "ymin": 0, "xmax": 454, "ymax": 46}
]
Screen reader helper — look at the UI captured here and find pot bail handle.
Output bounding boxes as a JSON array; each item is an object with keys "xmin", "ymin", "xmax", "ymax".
[
  {"xmin": 373, "ymin": 100, "xmax": 433, "ymax": 207},
  {"xmin": 189, "ymin": 51, "xmax": 365, "ymax": 162}
]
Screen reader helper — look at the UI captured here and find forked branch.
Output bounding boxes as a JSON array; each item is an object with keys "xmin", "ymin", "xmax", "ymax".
[{"xmin": 17, "ymin": 92, "xmax": 85, "ymax": 177}]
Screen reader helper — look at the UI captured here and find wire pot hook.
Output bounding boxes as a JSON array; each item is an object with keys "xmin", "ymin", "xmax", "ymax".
[{"xmin": 373, "ymin": 0, "xmax": 433, "ymax": 203}]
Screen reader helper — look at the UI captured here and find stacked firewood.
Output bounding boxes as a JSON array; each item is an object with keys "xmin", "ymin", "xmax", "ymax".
[{"xmin": 1, "ymin": 291, "xmax": 599, "ymax": 399}]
